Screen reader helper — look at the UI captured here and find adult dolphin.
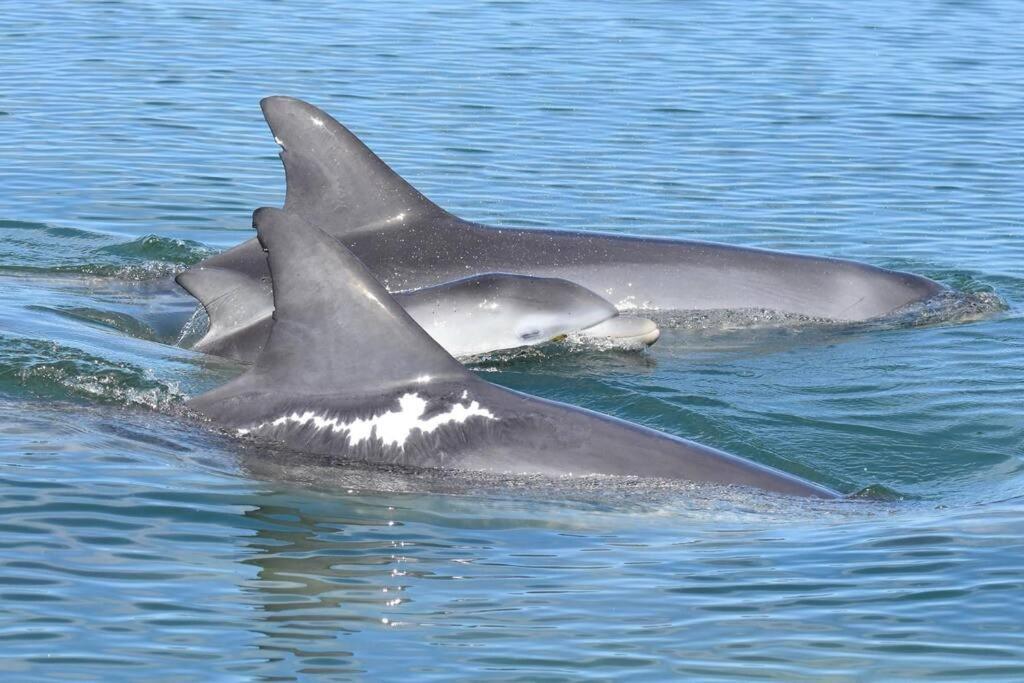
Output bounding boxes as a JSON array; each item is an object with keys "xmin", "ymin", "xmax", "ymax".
[
  {"xmin": 192, "ymin": 269, "xmax": 660, "ymax": 362},
  {"xmin": 188, "ymin": 208, "xmax": 838, "ymax": 499},
  {"xmin": 177, "ymin": 96, "xmax": 943, "ymax": 333}
]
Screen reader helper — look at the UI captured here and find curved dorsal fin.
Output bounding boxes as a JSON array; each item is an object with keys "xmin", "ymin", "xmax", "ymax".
[
  {"xmin": 261, "ymin": 96, "xmax": 447, "ymax": 232},
  {"xmin": 240, "ymin": 207, "xmax": 466, "ymax": 394}
]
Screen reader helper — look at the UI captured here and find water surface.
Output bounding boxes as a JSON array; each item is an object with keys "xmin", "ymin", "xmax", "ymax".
[{"xmin": 1, "ymin": 1, "xmax": 1022, "ymax": 679}]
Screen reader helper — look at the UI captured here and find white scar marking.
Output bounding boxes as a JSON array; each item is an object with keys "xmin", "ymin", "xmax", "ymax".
[
  {"xmin": 310, "ymin": 115, "xmax": 324, "ymax": 127},
  {"xmin": 236, "ymin": 393, "xmax": 496, "ymax": 448},
  {"xmin": 273, "ymin": 136, "xmax": 284, "ymax": 146}
]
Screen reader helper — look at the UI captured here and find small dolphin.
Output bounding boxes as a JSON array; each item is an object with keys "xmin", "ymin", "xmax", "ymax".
[
  {"xmin": 187, "ymin": 208, "xmax": 838, "ymax": 499},
  {"xmin": 177, "ymin": 97, "xmax": 943, "ymax": 340},
  {"xmin": 396, "ymin": 274, "xmax": 660, "ymax": 358},
  {"xmin": 191, "ymin": 268, "xmax": 660, "ymax": 362}
]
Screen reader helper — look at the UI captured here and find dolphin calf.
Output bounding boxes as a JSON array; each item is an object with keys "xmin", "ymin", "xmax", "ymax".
[
  {"xmin": 188, "ymin": 208, "xmax": 838, "ymax": 499},
  {"xmin": 396, "ymin": 273, "xmax": 660, "ymax": 358},
  {"xmin": 177, "ymin": 96, "xmax": 943, "ymax": 341},
  {"xmin": 192, "ymin": 268, "xmax": 660, "ymax": 363}
]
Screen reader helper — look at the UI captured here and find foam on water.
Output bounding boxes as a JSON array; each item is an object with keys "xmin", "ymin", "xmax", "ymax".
[
  {"xmin": 0, "ymin": 219, "xmax": 214, "ymax": 280},
  {"xmin": 0, "ymin": 336, "xmax": 188, "ymax": 410}
]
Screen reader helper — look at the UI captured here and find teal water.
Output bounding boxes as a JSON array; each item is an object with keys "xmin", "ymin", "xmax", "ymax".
[{"xmin": 1, "ymin": 1, "xmax": 1023, "ymax": 679}]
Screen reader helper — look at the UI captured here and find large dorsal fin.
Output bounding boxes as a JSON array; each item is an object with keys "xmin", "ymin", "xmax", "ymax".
[
  {"xmin": 236, "ymin": 207, "xmax": 466, "ymax": 395},
  {"xmin": 176, "ymin": 96, "xmax": 448, "ymax": 325},
  {"xmin": 261, "ymin": 96, "xmax": 448, "ymax": 232}
]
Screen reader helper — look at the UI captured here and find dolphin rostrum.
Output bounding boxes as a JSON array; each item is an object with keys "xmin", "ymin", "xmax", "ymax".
[
  {"xmin": 192, "ymin": 268, "xmax": 660, "ymax": 363},
  {"xmin": 177, "ymin": 96, "xmax": 943, "ymax": 347},
  {"xmin": 187, "ymin": 208, "xmax": 838, "ymax": 499}
]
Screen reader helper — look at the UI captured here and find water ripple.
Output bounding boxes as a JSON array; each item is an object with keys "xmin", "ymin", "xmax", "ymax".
[{"xmin": 0, "ymin": 0, "xmax": 1022, "ymax": 679}]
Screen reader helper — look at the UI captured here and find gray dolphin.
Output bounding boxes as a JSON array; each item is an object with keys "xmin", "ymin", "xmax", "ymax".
[
  {"xmin": 396, "ymin": 274, "xmax": 660, "ymax": 358},
  {"xmin": 187, "ymin": 208, "xmax": 838, "ymax": 499},
  {"xmin": 177, "ymin": 97, "xmax": 943, "ymax": 339},
  {"xmin": 192, "ymin": 268, "xmax": 660, "ymax": 363}
]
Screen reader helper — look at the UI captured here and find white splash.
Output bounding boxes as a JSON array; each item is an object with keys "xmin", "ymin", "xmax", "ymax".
[
  {"xmin": 616, "ymin": 295, "xmax": 638, "ymax": 310},
  {"xmin": 237, "ymin": 393, "xmax": 496, "ymax": 448},
  {"xmin": 614, "ymin": 296, "xmax": 657, "ymax": 311}
]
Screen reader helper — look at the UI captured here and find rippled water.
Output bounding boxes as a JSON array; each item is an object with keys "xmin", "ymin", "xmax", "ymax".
[{"xmin": 1, "ymin": 1, "xmax": 1022, "ymax": 679}]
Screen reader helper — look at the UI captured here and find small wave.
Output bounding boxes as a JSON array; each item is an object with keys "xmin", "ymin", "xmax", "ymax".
[
  {"xmin": 640, "ymin": 288, "xmax": 1006, "ymax": 332},
  {"xmin": 467, "ymin": 341, "xmax": 657, "ymax": 370},
  {"xmin": 0, "ymin": 335, "xmax": 187, "ymax": 410},
  {"xmin": 0, "ymin": 219, "xmax": 214, "ymax": 280},
  {"xmin": 648, "ymin": 307, "xmax": 833, "ymax": 330},
  {"xmin": 888, "ymin": 289, "xmax": 1007, "ymax": 327},
  {"xmin": 94, "ymin": 234, "xmax": 213, "ymax": 264}
]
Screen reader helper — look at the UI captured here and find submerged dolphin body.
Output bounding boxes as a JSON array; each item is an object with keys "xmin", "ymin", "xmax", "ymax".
[
  {"xmin": 177, "ymin": 97, "xmax": 943, "ymax": 343},
  {"xmin": 188, "ymin": 208, "xmax": 837, "ymax": 499},
  {"xmin": 192, "ymin": 269, "xmax": 660, "ymax": 363}
]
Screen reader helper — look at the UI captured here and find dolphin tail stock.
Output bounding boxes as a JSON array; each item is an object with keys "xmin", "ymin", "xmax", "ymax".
[
  {"xmin": 260, "ymin": 96, "xmax": 451, "ymax": 233},
  {"xmin": 187, "ymin": 207, "xmax": 468, "ymax": 412}
]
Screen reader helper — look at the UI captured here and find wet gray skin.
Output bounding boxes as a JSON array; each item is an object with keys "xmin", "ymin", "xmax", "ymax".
[
  {"xmin": 191, "ymin": 269, "xmax": 659, "ymax": 363},
  {"xmin": 188, "ymin": 208, "xmax": 838, "ymax": 499},
  {"xmin": 177, "ymin": 96, "xmax": 944, "ymax": 342},
  {"xmin": 396, "ymin": 274, "xmax": 659, "ymax": 358}
]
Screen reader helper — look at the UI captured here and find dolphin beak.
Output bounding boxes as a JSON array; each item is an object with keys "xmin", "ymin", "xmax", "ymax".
[{"xmin": 576, "ymin": 315, "xmax": 661, "ymax": 347}]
